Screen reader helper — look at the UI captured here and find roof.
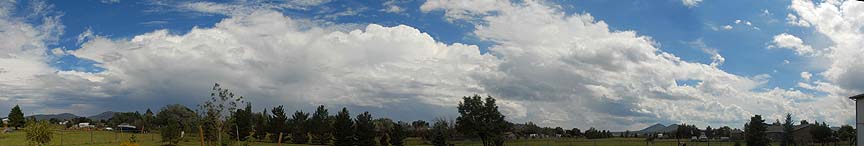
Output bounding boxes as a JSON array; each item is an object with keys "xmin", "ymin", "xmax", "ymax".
[{"xmin": 849, "ymin": 93, "xmax": 864, "ymax": 100}]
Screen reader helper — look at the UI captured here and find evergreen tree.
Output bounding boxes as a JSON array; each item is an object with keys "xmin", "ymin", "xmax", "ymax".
[
  {"xmin": 455, "ymin": 95, "xmax": 510, "ymax": 146},
  {"xmin": 252, "ymin": 110, "xmax": 269, "ymax": 141},
  {"xmin": 228, "ymin": 103, "xmax": 253, "ymax": 141},
  {"xmin": 269, "ymin": 106, "xmax": 289, "ymax": 143},
  {"xmin": 333, "ymin": 107, "xmax": 355, "ymax": 146},
  {"xmin": 309, "ymin": 105, "xmax": 332, "ymax": 145},
  {"xmin": 7, "ymin": 105, "xmax": 25, "ymax": 129},
  {"xmin": 430, "ymin": 119, "xmax": 450, "ymax": 146},
  {"xmin": 389, "ymin": 122, "xmax": 408, "ymax": 146},
  {"xmin": 745, "ymin": 115, "xmax": 769, "ymax": 146},
  {"xmin": 781, "ymin": 113, "xmax": 794, "ymax": 146},
  {"xmin": 355, "ymin": 112, "xmax": 376, "ymax": 146},
  {"xmin": 290, "ymin": 110, "xmax": 309, "ymax": 144}
]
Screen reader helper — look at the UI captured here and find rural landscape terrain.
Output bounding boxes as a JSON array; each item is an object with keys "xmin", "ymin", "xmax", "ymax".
[{"xmin": 2, "ymin": 0, "xmax": 864, "ymax": 146}]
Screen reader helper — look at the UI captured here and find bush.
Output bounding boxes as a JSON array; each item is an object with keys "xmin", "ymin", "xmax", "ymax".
[{"xmin": 24, "ymin": 121, "xmax": 53, "ymax": 146}]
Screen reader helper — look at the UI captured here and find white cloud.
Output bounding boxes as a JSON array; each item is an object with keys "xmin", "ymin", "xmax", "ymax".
[
  {"xmin": 382, "ymin": 0, "xmax": 403, "ymax": 13},
  {"xmin": 786, "ymin": 13, "xmax": 811, "ymax": 27},
  {"xmin": 770, "ymin": 33, "xmax": 817, "ymax": 56},
  {"xmin": 722, "ymin": 25, "xmax": 733, "ymax": 30},
  {"xmin": 682, "ymin": 0, "xmax": 703, "ymax": 8},
  {"xmin": 801, "ymin": 72, "xmax": 812, "ymax": 81},
  {"xmin": 789, "ymin": 0, "xmax": 864, "ymax": 93}
]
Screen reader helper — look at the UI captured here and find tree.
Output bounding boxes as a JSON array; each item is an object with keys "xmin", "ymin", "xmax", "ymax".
[
  {"xmin": 198, "ymin": 83, "xmax": 245, "ymax": 142},
  {"xmin": 8, "ymin": 105, "xmax": 25, "ymax": 129},
  {"xmin": 143, "ymin": 108, "xmax": 155, "ymax": 133},
  {"xmin": 706, "ymin": 126, "xmax": 714, "ymax": 139},
  {"xmin": 355, "ymin": 111, "xmax": 376, "ymax": 146},
  {"xmin": 291, "ymin": 110, "xmax": 310, "ymax": 144},
  {"xmin": 333, "ymin": 107, "xmax": 355, "ymax": 146},
  {"xmin": 811, "ymin": 122, "xmax": 833, "ymax": 144},
  {"xmin": 252, "ymin": 110, "xmax": 269, "ymax": 141},
  {"xmin": 455, "ymin": 95, "xmax": 510, "ymax": 146},
  {"xmin": 411, "ymin": 120, "xmax": 429, "ymax": 140},
  {"xmin": 745, "ymin": 115, "xmax": 769, "ymax": 146},
  {"xmin": 228, "ymin": 102, "xmax": 253, "ymax": 141},
  {"xmin": 309, "ymin": 105, "xmax": 332, "ymax": 145},
  {"xmin": 781, "ymin": 113, "xmax": 795, "ymax": 146},
  {"xmin": 156, "ymin": 104, "xmax": 197, "ymax": 146},
  {"xmin": 268, "ymin": 106, "xmax": 289, "ymax": 143},
  {"xmin": 431, "ymin": 119, "xmax": 450, "ymax": 146},
  {"xmin": 24, "ymin": 120, "xmax": 53, "ymax": 146},
  {"xmin": 838, "ymin": 125, "xmax": 855, "ymax": 145},
  {"xmin": 390, "ymin": 122, "xmax": 408, "ymax": 146},
  {"xmin": 800, "ymin": 120, "xmax": 809, "ymax": 125}
]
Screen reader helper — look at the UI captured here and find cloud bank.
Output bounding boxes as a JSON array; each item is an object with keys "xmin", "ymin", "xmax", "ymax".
[{"xmin": 0, "ymin": 0, "xmax": 859, "ymax": 130}]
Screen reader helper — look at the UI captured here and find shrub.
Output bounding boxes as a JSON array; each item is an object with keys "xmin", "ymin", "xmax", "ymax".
[{"xmin": 24, "ymin": 121, "xmax": 53, "ymax": 146}]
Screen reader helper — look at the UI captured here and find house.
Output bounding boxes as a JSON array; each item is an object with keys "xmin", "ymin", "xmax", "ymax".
[
  {"xmin": 765, "ymin": 124, "xmax": 816, "ymax": 144},
  {"xmin": 848, "ymin": 93, "xmax": 864, "ymax": 146}
]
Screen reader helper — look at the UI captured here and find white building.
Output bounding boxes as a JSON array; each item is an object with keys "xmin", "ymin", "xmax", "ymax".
[{"xmin": 849, "ymin": 93, "xmax": 864, "ymax": 146}]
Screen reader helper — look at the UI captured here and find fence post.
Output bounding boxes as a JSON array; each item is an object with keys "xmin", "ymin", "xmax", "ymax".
[{"xmin": 90, "ymin": 129, "xmax": 94, "ymax": 144}]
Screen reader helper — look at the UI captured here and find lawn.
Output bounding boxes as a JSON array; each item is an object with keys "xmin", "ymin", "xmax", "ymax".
[{"xmin": 0, "ymin": 129, "xmax": 850, "ymax": 146}]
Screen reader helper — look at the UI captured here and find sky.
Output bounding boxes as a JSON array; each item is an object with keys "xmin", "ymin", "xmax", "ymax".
[{"xmin": 0, "ymin": 0, "xmax": 862, "ymax": 131}]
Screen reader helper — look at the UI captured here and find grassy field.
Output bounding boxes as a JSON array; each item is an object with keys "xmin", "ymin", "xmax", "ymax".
[{"xmin": 0, "ymin": 129, "xmax": 850, "ymax": 146}]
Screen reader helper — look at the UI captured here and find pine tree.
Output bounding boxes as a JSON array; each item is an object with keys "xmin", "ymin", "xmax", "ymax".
[
  {"xmin": 252, "ymin": 110, "xmax": 269, "ymax": 141},
  {"xmin": 228, "ymin": 103, "xmax": 253, "ymax": 141},
  {"xmin": 389, "ymin": 122, "xmax": 408, "ymax": 146},
  {"xmin": 781, "ymin": 113, "xmax": 794, "ymax": 146},
  {"xmin": 333, "ymin": 107, "xmax": 354, "ymax": 146},
  {"xmin": 309, "ymin": 105, "xmax": 332, "ymax": 145},
  {"xmin": 355, "ymin": 112, "xmax": 376, "ymax": 146},
  {"xmin": 745, "ymin": 115, "xmax": 769, "ymax": 146},
  {"xmin": 290, "ymin": 110, "xmax": 309, "ymax": 144},
  {"xmin": 269, "ymin": 106, "xmax": 289, "ymax": 143},
  {"xmin": 431, "ymin": 119, "xmax": 450, "ymax": 146},
  {"xmin": 8, "ymin": 105, "xmax": 25, "ymax": 129}
]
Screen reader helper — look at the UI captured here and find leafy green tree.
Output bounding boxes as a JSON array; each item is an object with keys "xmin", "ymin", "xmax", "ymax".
[
  {"xmin": 411, "ymin": 120, "xmax": 429, "ymax": 140},
  {"xmin": 455, "ymin": 95, "xmax": 510, "ymax": 146},
  {"xmin": 198, "ymin": 83, "xmax": 245, "ymax": 142},
  {"xmin": 309, "ymin": 105, "xmax": 332, "ymax": 145},
  {"xmin": 228, "ymin": 103, "xmax": 253, "ymax": 141},
  {"xmin": 811, "ymin": 121, "xmax": 834, "ymax": 144},
  {"xmin": 705, "ymin": 126, "xmax": 714, "ymax": 139},
  {"xmin": 355, "ymin": 112, "xmax": 376, "ymax": 146},
  {"xmin": 8, "ymin": 105, "xmax": 25, "ymax": 129},
  {"xmin": 781, "ymin": 113, "xmax": 795, "ymax": 146},
  {"xmin": 389, "ymin": 122, "xmax": 408, "ymax": 146},
  {"xmin": 291, "ymin": 110, "xmax": 310, "ymax": 144},
  {"xmin": 269, "ymin": 106, "xmax": 289, "ymax": 143},
  {"xmin": 156, "ymin": 104, "xmax": 197, "ymax": 146},
  {"xmin": 252, "ymin": 110, "xmax": 269, "ymax": 141},
  {"xmin": 838, "ymin": 125, "xmax": 855, "ymax": 144},
  {"xmin": 569, "ymin": 128, "xmax": 582, "ymax": 137},
  {"xmin": 333, "ymin": 107, "xmax": 355, "ymax": 146},
  {"xmin": 24, "ymin": 120, "xmax": 53, "ymax": 146},
  {"xmin": 745, "ymin": 115, "xmax": 769, "ymax": 146}
]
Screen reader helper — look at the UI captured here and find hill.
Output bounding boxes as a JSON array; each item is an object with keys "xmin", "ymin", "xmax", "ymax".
[
  {"xmin": 637, "ymin": 123, "xmax": 667, "ymax": 133},
  {"xmin": 87, "ymin": 111, "xmax": 115, "ymax": 121},
  {"xmin": 28, "ymin": 113, "xmax": 79, "ymax": 120}
]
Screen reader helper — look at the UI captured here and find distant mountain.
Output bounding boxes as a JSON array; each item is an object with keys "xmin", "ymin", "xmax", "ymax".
[
  {"xmin": 660, "ymin": 124, "xmax": 680, "ymax": 133},
  {"xmin": 637, "ymin": 123, "xmax": 667, "ymax": 133},
  {"xmin": 88, "ymin": 111, "xmax": 115, "ymax": 121},
  {"xmin": 28, "ymin": 113, "xmax": 79, "ymax": 120}
]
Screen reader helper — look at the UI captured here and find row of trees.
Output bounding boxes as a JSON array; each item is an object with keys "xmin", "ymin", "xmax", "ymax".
[{"xmin": 745, "ymin": 114, "xmax": 857, "ymax": 146}]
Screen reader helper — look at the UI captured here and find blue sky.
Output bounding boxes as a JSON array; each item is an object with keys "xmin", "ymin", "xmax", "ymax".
[{"xmin": 2, "ymin": 0, "xmax": 861, "ymax": 130}]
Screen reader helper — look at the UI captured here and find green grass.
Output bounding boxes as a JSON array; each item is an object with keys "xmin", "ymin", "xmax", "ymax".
[{"xmin": 0, "ymin": 129, "xmax": 853, "ymax": 146}]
